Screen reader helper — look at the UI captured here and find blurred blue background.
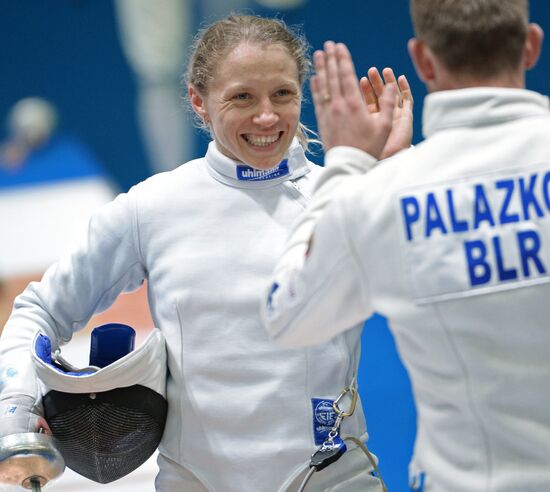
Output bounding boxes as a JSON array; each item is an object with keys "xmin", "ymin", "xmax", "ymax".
[{"xmin": 1, "ymin": 1, "xmax": 548, "ymax": 491}]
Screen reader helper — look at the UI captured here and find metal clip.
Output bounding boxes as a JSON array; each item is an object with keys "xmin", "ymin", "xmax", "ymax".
[{"xmin": 333, "ymin": 384, "xmax": 358, "ymax": 418}]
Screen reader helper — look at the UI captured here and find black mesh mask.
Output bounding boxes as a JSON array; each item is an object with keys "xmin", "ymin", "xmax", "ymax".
[{"xmin": 32, "ymin": 324, "xmax": 168, "ymax": 483}]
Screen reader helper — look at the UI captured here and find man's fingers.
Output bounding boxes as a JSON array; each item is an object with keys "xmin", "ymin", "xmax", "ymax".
[
  {"xmin": 377, "ymin": 83, "xmax": 398, "ymax": 134},
  {"xmin": 335, "ymin": 43, "xmax": 363, "ymax": 104},
  {"xmin": 360, "ymin": 76, "xmax": 379, "ymax": 113},
  {"xmin": 398, "ymin": 74, "xmax": 414, "ymax": 111},
  {"xmin": 324, "ymin": 41, "xmax": 341, "ymax": 99},
  {"xmin": 381, "ymin": 67, "xmax": 402, "ymax": 106},
  {"xmin": 310, "ymin": 75, "xmax": 320, "ymax": 107},
  {"xmin": 310, "ymin": 77, "xmax": 325, "ymax": 133},
  {"xmin": 381, "ymin": 67, "xmax": 398, "ymax": 85},
  {"xmin": 310, "ymin": 42, "xmax": 406, "ymax": 156},
  {"xmin": 367, "ymin": 67, "xmax": 385, "ymax": 98},
  {"xmin": 313, "ymin": 49, "xmax": 329, "ymax": 103}
]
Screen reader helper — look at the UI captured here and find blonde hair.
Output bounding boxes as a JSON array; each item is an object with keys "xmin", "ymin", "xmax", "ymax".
[{"xmin": 185, "ymin": 14, "xmax": 318, "ymax": 151}]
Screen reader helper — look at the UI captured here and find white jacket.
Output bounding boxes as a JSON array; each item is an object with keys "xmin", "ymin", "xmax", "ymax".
[
  {"xmin": 263, "ymin": 89, "xmax": 550, "ymax": 492},
  {"xmin": 0, "ymin": 139, "xmax": 368, "ymax": 492}
]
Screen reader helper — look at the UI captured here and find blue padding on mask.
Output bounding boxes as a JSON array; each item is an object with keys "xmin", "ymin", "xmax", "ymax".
[
  {"xmin": 34, "ymin": 333, "xmax": 96, "ymax": 376},
  {"xmin": 35, "ymin": 333, "xmax": 53, "ymax": 364},
  {"xmin": 89, "ymin": 323, "xmax": 136, "ymax": 368}
]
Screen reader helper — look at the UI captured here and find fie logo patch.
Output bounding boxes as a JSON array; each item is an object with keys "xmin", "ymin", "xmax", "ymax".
[{"xmin": 312, "ymin": 398, "xmax": 336, "ymax": 445}]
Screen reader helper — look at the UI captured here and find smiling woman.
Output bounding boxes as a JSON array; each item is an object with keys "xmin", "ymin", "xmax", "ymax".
[
  {"xmin": 185, "ymin": 14, "xmax": 315, "ymax": 170},
  {"xmin": 0, "ymin": 13, "xmax": 405, "ymax": 492},
  {"xmin": 189, "ymin": 43, "xmax": 301, "ymax": 169}
]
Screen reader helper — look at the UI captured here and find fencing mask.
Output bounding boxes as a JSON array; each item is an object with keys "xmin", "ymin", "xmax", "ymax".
[{"xmin": 31, "ymin": 323, "xmax": 167, "ymax": 484}]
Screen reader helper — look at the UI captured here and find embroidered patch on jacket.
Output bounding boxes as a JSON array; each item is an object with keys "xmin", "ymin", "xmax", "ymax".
[
  {"xmin": 311, "ymin": 398, "xmax": 336, "ymax": 445},
  {"xmin": 3, "ymin": 405, "xmax": 18, "ymax": 416},
  {"xmin": 236, "ymin": 159, "xmax": 289, "ymax": 181}
]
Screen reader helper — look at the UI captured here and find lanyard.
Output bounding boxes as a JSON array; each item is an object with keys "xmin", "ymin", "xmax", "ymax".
[{"xmin": 295, "ymin": 377, "xmax": 387, "ymax": 492}]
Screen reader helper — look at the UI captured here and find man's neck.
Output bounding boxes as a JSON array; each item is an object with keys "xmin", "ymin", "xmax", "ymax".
[{"xmin": 428, "ymin": 69, "xmax": 525, "ymax": 93}]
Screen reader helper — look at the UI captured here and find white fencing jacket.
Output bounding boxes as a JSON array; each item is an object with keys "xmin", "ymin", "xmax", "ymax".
[
  {"xmin": 0, "ymin": 139, "xmax": 367, "ymax": 492},
  {"xmin": 263, "ymin": 89, "xmax": 550, "ymax": 492}
]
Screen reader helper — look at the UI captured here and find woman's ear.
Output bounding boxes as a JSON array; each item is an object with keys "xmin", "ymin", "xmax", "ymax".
[{"xmin": 188, "ymin": 85, "xmax": 209, "ymax": 123}]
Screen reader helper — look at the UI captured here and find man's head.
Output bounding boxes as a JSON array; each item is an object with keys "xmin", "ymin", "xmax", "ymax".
[{"xmin": 408, "ymin": 0, "xmax": 543, "ymax": 91}]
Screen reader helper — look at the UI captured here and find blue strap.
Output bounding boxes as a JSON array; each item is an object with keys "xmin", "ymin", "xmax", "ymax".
[{"xmin": 89, "ymin": 323, "xmax": 136, "ymax": 368}]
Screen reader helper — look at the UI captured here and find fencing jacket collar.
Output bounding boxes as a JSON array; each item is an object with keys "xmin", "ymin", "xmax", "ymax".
[
  {"xmin": 205, "ymin": 137, "xmax": 311, "ymax": 189},
  {"xmin": 423, "ymin": 87, "xmax": 550, "ymax": 138}
]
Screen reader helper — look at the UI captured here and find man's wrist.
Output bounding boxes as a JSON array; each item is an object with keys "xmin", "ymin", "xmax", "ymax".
[{"xmin": 325, "ymin": 146, "xmax": 379, "ymax": 172}]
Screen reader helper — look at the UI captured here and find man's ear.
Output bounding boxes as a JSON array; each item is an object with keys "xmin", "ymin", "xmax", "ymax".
[
  {"xmin": 408, "ymin": 38, "xmax": 436, "ymax": 84},
  {"xmin": 188, "ymin": 85, "xmax": 209, "ymax": 123},
  {"xmin": 523, "ymin": 23, "xmax": 544, "ymax": 70}
]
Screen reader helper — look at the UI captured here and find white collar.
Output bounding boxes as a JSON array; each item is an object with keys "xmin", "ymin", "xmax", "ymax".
[
  {"xmin": 205, "ymin": 138, "xmax": 311, "ymax": 189},
  {"xmin": 423, "ymin": 88, "xmax": 549, "ymax": 138}
]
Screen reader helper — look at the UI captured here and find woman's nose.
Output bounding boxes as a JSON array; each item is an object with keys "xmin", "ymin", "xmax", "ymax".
[{"xmin": 252, "ymin": 100, "xmax": 279, "ymax": 127}]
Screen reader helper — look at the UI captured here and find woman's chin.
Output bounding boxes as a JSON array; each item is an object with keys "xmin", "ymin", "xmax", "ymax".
[
  {"xmin": 248, "ymin": 159, "xmax": 283, "ymax": 170},
  {"xmin": 243, "ymin": 148, "xmax": 287, "ymax": 170}
]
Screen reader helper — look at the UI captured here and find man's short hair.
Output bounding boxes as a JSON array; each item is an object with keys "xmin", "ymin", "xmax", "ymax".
[{"xmin": 410, "ymin": 0, "xmax": 529, "ymax": 78}]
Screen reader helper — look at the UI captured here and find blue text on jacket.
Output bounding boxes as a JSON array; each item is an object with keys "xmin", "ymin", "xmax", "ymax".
[{"xmin": 398, "ymin": 165, "xmax": 550, "ymax": 300}]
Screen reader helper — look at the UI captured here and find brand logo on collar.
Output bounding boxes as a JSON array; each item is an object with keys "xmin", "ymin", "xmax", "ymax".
[{"xmin": 236, "ymin": 160, "xmax": 289, "ymax": 181}]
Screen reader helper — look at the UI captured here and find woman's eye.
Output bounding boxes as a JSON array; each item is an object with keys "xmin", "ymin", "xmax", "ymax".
[
  {"xmin": 234, "ymin": 93, "xmax": 251, "ymax": 101},
  {"xmin": 275, "ymin": 89, "xmax": 291, "ymax": 97}
]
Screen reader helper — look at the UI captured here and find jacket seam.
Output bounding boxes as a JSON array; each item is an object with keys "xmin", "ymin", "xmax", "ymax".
[{"xmin": 433, "ymin": 304, "xmax": 493, "ymax": 492}]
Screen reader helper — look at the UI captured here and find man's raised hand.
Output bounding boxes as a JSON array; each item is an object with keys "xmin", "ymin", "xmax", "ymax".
[
  {"xmin": 361, "ymin": 67, "xmax": 413, "ymax": 159},
  {"xmin": 311, "ymin": 41, "xmax": 397, "ymax": 159}
]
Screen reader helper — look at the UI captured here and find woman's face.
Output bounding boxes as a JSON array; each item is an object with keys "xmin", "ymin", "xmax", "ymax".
[{"xmin": 190, "ymin": 42, "xmax": 302, "ymax": 170}]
